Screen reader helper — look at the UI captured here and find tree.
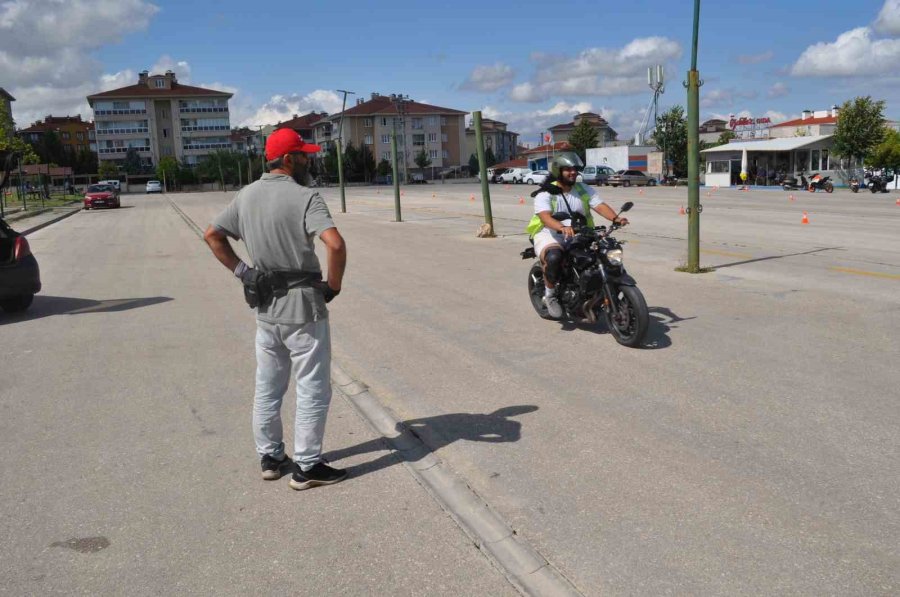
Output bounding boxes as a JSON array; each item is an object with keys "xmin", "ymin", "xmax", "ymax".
[
  {"xmin": 156, "ymin": 156, "xmax": 179, "ymax": 189},
  {"xmin": 484, "ymin": 147, "xmax": 497, "ymax": 167},
  {"xmin": 376, "ymin": 158, "xmax": 392, "ymax": 178},
  {"xmin": 652, "ymin": 106, "xmax": 688, "ymax": 177},
  {"xmin": 831, "ymin": 96, "xmax": 886, "ymax": 165},
  {"xmin": 0, "ymin": 100, "xmax": 38, "ymax": 164},
  {"xmin": 866, "ymin": 128, "xmax": 900, "ymax": 173},
  {"xmin": 357, "ymin": 144, "xmax": 376, "ymax": 182},
  {"xmin": 468, "ymin": 153, "xmax": 479, "ymax": 173},
  {"xmin": 568, "ymin": 118, "xmax": 599, "ymax": 163},
  {"xmin": 123, "ymin": 148, "xmax": 143, "ymax": 175},
  {"xmin": 716, "ymin": 130, "xmax": 736, "ymax": 145},
  {"xmin": 414, "ymin": 148, "xmax": 432, "ymax": 169},
  {"xmin": 98, "ymin": 161, "xmax": 119, "ymax": 180}
]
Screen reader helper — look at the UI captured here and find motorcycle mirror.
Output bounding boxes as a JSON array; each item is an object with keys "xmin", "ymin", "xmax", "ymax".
[{"xmin": 620, "ymin": 202, "xmax": 634, "ymax": 212}]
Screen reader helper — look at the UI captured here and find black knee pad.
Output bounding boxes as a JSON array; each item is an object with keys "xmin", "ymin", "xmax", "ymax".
[{"xmin": 544, "ymin": 249, "xmax": 564, "ymax": 284}]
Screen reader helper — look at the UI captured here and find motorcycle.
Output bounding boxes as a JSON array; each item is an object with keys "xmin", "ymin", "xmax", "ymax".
[
  {"xmin": 868, "ymin": 171, "xmax": 893, "ymax": 193},
  {"xmin": 781, "ymin": 171, "xmax": 809, "ymax": 191},
  {"xmin": 807, "ymin": 173, "xmax": 834, "ymax": 193},
  {"xmin": 849, "ymin": 176, "xmax": 862, "ymax": 193},
  {"xmin": 521, "ymin": 202, "xmax": 649, "ymax": 348}
]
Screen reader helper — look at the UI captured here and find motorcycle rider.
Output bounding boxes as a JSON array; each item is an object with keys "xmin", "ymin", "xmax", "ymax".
[{"xmin": 526, "ymin": 154, "xmax": 628, "ymax": 319}]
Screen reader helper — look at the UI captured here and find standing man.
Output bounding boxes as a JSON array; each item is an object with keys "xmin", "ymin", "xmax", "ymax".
[{"xmin": 204, "ymin": 128, "xmax": 348, "ymax": 491}]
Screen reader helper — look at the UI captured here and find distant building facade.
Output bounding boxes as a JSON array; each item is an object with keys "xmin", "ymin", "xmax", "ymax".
[
  {"xmin": 464, "ymin": 118, "xmax": 519, "ymax": 163},
  {"xmin": 87, "ymin": 70, "xmax": 232, "ymax": 168},
  {"xmin": 548, "ymin": 112, "xmax": 617, "ymax": 145},
  {"xmin": 18, "ymin": 115, "xmax": 96, "ymax": 154}
]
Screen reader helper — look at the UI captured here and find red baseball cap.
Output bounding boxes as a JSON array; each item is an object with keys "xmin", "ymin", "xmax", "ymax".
[{"xmin": 265, "ymin": 128, "xmax": 321, "ymax": 160}]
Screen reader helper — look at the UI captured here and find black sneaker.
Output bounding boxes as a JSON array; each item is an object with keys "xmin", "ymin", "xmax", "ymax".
[
  {"xmin": 288, "ymin": 462, "xmax": 347, "ymax": 490},
  {"xmin": 261, "ymin": 453, "xmax": 288, "ymax": 480}
]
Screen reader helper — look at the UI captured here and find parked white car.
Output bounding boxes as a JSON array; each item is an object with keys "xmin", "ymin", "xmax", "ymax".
[
  {"xmin": 498, "ymin": 168, "xmax": 530, "ymax": 184},
  {"xmin": 145, "ymin": 180, "xmax": 162, "ymax": 193},
  {"xmin": 524, "ymin": 170, "xmax": 549, "ymax": 185},
  {"xmin": 98, "ymin": 180, "xmax": 121, "ymax": 191}
]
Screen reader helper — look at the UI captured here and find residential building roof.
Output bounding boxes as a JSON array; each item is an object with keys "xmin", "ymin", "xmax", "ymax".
[
  {"xmin": 520, "ymin": 142, "xmax": 571, "ymax": 156},
  {"xmin": 549, "ymin": 112, "xmax": 610, "ymax": 132},
  {"xmin": 770, "ymin": 115, "xmax": 837, "ymax": 128},
  {"xmin": 19, "ymin": 115, "xmax": 90, "ymax": 133},
  {"xmin": 22, "ymin": 164, "xmax": 73, "ymax": 176},
  {"xmin": 340, "ymin": 94, "xmax": 466, "ymax": 117},
  {"xmin": 0, "ymin": 87, "xmax": 14, "ymax": 101},
  {"xmin": 701, "ymin": 134, "xmax": 832, "ymax": 154},
  {"xmin": 275, "ymin": 112, "xmax": 329, "ymax": 131},
  {"xmin": 492, "ymin": 158, "xmax": 528, "ymax": 169},
  {"xmin": 87, "ymin": 80, "xmax": 232, "ymax": 100}
]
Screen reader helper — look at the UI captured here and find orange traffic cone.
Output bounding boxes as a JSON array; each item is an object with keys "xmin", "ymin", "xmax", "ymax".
[
  {"xmin": 789, "ymin": 194, "xmax": 795, "ymax": 201},
  {"xmin": 801, "ymin": 211, "xmax": 809, "ymax": 224},
  {"xmin": 638, "ymin": 188, "xmax": 644, "ymax": 195},
  {"xmin": 518, "ymin": 196, "xmax": 525, "ymax": 204},
  {"xmin": 679, "ymin": 205, "xmax": 686, "ymax": 216},
  {"xmin": 896, "ymin": 198, "xmax": 900, "ymax": 206},
  {"xmin": 401, "ymin": 191, "xmax": 405, "ymax": 197},
  {"xmin": 469, "ymin": 194, "xmax": 475, "ymax": 201}
]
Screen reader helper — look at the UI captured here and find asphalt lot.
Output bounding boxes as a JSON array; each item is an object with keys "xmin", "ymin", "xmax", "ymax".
[{"xmin": 2, "ymin": 183, "xmax": 898, "ymax": 595}]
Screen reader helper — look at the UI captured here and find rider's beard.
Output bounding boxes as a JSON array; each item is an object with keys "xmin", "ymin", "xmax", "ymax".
[{"xmin": 290, "ymin": 161, "xmax": 310, "ymax": 186}]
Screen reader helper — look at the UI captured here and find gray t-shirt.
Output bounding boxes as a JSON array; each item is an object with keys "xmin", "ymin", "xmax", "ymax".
[{"xmin": 212, "ymin": 173, "xmax": 335, "ymax": 324}]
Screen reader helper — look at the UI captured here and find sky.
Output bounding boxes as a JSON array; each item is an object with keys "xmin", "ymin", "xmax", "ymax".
[{"xmin": 3, "ymin": 0, "xmax": 900, "ymax": 145}]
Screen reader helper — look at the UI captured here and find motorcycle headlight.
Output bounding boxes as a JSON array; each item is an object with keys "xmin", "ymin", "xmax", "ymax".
[{"xmin": 606, "ymin": 248, "xmax": 624, "ymax": 266}]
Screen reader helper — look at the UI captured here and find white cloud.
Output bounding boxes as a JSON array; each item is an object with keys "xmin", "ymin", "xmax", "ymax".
[
  {"xmin": 790, "ymin": 26, "xmax": 900, "ymax": 77},
  {"xmin": 239, "ymin": 91, "xmax": 344, "ymax": 127},
  {"xmin": 1, "ymin": 0, "xmax": 159, "ymax": 126},
  {"xmin": 767, "ymin": 82, "xmax": 790, "ymax": 98},
  {"xmin": 151, "ymin": 55, "xmax": 192, "ymax": 82},
  {"xmin": 460, "ymin": 63, "xmax": 515, "ymax": 92},
  {"xmin": 477, "ymin": 101, "xmax": 646, "ymax": 141},
  {"xmin": 700, "ymin": 88, "xmax": 759, "ymax": 108},
  {"xmin": 737, "ymin": 51, "xmax": 774, "ymax": 65},
  {"xmin": 508, "ymin": 37, "xmax": 681, "ymax": 104},
  {"xmin": 874, "ymin": 0, "xmax": 900, "ymax": 35}
]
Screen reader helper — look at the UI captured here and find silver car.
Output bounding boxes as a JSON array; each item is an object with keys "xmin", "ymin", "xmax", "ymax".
[
  {"xmin": 581, "ymin": 165, "xmax": 617, "ymax": 185},
  {"xmin": 607, "ymin": 170, "xmax": 656, "ymax": 187}
]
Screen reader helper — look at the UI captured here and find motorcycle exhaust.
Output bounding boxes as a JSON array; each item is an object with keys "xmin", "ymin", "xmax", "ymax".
[{"xmin": 583, "ymin": 294, "xmax": 604, "ymax": 324}]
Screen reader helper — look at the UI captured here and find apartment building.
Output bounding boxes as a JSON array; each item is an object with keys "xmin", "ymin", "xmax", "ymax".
[
  {"xmin": 464, "ymin": 118, "xmax": 519, "ymax": 163},
  {"xmin": 87, "ymin": 70, "xmax": 232, "ymax": 168},
  {"xmin": 548, "ymin": 112, "xmax": 617, "ymax": 145},
  {"xmin": 18, "ymin": 115, "xmax": 96, "ymax": 153},
  {"xmin": 316, "ymin": 93, "xmax": 467, "ymax": 172},
  {"xmin": 1, "ymin": 88, "xmax": 14, "ymax": 137},
  {"xmin": 276, "ymin": 112, "xmax": 328, "ymax": 141}
]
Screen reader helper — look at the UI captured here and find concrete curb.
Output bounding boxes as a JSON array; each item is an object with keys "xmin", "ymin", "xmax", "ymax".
[
  {"xmin": 332, "ymin": 362, "xmax": 584, "ymax": 597},
  {"xmin": 21, "ymin": 208, "xmax": 82, "ymax": 236}
]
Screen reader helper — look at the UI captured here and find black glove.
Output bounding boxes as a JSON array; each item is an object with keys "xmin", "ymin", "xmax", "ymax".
[{"xmin": 314, "ymin": 281, "xmax": 340, "ymax": 303}]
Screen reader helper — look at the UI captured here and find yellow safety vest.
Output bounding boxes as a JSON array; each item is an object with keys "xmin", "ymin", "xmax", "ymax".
[{"xmin": 525, "ymin": 181, "xmax": 595, "ymax": 238}]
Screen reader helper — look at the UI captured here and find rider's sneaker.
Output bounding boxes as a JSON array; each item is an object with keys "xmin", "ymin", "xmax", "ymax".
[
  {"xmin": 261, "ymin": 453, "xmax": 288, "ymax": 480},
  {"xmin": 542, "ymin": 292, "xmax": 564, "ymax": 319},
  {"xmin": 289, "ymin": 462, "xmax": 348, "ymax": 491}
]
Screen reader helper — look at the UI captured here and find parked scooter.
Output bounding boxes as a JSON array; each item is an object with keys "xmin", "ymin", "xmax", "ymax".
[
  {"xmin": 849, "ymin": 175, "xmax": 862, "ymax": 193},
  {"xmin": 807, "ymin": 173, "xmax": 834, "ymax": 193},
  {"xmin": 780, "ymin": 171, "xmax": 808, "ymax": 191}
]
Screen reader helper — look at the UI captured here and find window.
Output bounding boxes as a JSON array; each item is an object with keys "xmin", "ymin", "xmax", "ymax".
[
  {"xmin": 61, "ymin": 132, "xmax": 71, "ymax": 140},
  {"xmin": 441, "ymin": 117, "xmax": 447, "ymax": 126},
  {"xmin": 76, "ymin": 132, "xmax": 84, "ymax": 141},
  {"xmin": 428, "ymin": 133, "xmax": 437, "ymax": 143},
  {"xmin": 822, "ymin": 149, "xmax": 829, "ymax": 170},
  {"xmin": 811, "ymin": 150, "xmax": 820, "ymax": 171},
  {"xmin": 441, "ymin": 133, "xmax": 448, "ymax": 143},
  {"xmin": 427, "ymin": 116, "xmax": 438, "ymax": 126},
  {"xmin": 155, "ymin": 79, "xmax": 165, "ymax": 88},
  {"xmin": 364, "ymin": 118, "xmax": 373, "ymax": 128},
  {"xmin": 411, "ymin": 118, "xmax": 423, "ymax": 130},
  {"xmin": 364, "ymin": 134, "xmax": 373, "ymax": 145},
  {"xmin": 381, "ymin": 117, "xmax": 389, "ymax": 127},
  {"xmin": 381, "ymin": 134, "xmax": 390, "ymax": 144},
  {"xmin": 442, "ymin": 149, "xmax": 449, "ymax": 159},
  {"xmin": 382, "ymin": 152, "xmax": 390, "ymax": 161},
  {"xmin": 796, "ymin": 150, "xmax": 809, "ymax": 170},
  {"xmin": 412, "ymin": 134, "xmax": 425, "ymax": 146},
  {"xmin": 163, "ymin": 129, "xmax": 168, "ymax": 138},
  {"xmin": 709, "ymin": 161, "xmax": 730, "ymax": 173},
  {"xmin": 429, "ymin": 149, "xmax": 438, "ymax": 159}
]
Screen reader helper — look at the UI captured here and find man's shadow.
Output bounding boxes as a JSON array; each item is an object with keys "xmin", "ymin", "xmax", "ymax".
[{"xmin": 323, "ymin": 405, "xmax": 538, "ymax": 479}]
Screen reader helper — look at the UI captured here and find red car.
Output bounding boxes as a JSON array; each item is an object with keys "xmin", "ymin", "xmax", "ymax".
[{"xmin": 83, "ymin": 184, "xmax": 120, "ymax": 210}]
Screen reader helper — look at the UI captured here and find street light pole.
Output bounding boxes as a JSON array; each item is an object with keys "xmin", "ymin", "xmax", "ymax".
[
  {"xmin": 685, "ymin": 0, "xmax": 703, "ymax": 272},
  {"xmin": 336, "ymin": 89, "xmax": 356, "ymax": 213}
]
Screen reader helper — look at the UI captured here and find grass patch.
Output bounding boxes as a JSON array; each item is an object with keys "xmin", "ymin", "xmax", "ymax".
[{"xmin": 675, "ymin": 264, "xmax": 716, "ymax": 274}]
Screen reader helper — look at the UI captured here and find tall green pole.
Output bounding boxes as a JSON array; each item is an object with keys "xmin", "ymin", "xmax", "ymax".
[
  {"xmin": 686, "ymin": 0, "xmax": 702, "ymax": 272},
  {"xmin": 336, "ymin": 138, "xmax": 345, "ymax": 209},
  {"xmin": 473, "ymin": 111, "xmax": 494, "ymax": 236},
  {"xmin": 391, "ymin": 132, "xmax": 401, "ymax": 222}
]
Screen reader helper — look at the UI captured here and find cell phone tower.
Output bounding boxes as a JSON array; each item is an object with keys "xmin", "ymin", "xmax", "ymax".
[{"xmin": 634, "ymin": 65, "xmax": 666, "ymax": 145}]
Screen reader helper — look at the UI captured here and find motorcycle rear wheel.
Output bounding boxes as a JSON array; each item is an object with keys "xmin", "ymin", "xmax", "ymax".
[
  {"xmin": 527, "ymin": 263, "xmax": 556, "ymax": 320},
  {"xmin": 604, "ymin": 285, "xmax": 649, "ymax": 348}
]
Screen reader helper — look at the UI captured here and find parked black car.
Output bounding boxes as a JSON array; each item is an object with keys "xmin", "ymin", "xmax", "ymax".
[{"xmin": 0, "ymin": 217, "xmax": 41, "ymax": 313}]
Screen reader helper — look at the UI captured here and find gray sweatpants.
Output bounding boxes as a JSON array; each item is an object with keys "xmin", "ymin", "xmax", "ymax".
[{"xmin": 253, "ymin": 319, "xmax": 332, "ymax": 471}]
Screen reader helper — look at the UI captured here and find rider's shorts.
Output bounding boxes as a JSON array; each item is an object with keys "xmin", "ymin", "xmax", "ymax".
[{"xmin": 534, "ymin": 228, "xmax": 569, "ymax": 259}]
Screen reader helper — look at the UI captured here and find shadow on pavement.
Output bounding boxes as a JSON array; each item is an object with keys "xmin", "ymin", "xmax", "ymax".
[
  {"xmin": 0, "ymin": 295, "xmax": 173, "ymax": 324},
  {"xmin": 712, "ymin": 246, "xmax": 843, "ymax": 269},
  {"xmin": 325, "ymin": 405, "xmax": 538, "ymax": 479},
  {"xmin": 556, "ymin": 306, "xmax": 692, "ymax": 349}
]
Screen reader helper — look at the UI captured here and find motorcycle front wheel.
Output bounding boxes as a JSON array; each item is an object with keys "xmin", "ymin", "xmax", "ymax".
[
  {"xmin": 605, "ymin": 285, "xmax": 649, "ymax": 347},
  {"xmin": 825, "ymin": 182, "xmax": 834, "ymax": 193},
  {"xmin": 527, "ymin": 263, "xmax": 556, "ymax": 320}
]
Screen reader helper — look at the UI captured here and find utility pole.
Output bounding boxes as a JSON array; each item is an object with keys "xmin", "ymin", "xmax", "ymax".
[
  {"xmin": 474, "ymin": 111, "xmax": 494, "ymax": 236},
  {"xmin": 685, "ymin": 0, "xmax": 703, "ymax": 272},
  {"xmin": 336, "ymin": 89, "xmax": 356, "ymax": 213},
  {"xmin": 390, "ymin": 129, "xmax": 401, "ymax": 222}
]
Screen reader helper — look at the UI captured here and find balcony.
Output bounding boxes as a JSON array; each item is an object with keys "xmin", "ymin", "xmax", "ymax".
[
  {"xmin": 98, "ymin": 146, "xmax": 150, "ymax": 154},
  {"xmin": 180, "ymin": 125, "xmax": 230, "ymax": 132},
  {"xmin": 94, "ymin": 109, "xmax": 147, "ymax": 116},
  {"xmin": 96, "ymin": 128, "xmax": 149, "ymax": 136},
  {"xmin": 178, "ymin": 106, "xmax": 229, "ymax": 114}
]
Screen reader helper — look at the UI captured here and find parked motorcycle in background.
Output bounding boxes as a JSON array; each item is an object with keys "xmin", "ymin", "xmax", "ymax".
[
  {"xmin": 807, "ymin": 173, "xmax": 834, "ymax": 193},
  {"xmin": 849, "ymin": 175, "xmax": 862, "ymax": 193},
  {"xmin": 780, "ymin": 171, "xmax": 808, "ymax": 191},
  {"xmin": 868, "ymin": 171, "xmax": 892, "ymax": 193}
]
